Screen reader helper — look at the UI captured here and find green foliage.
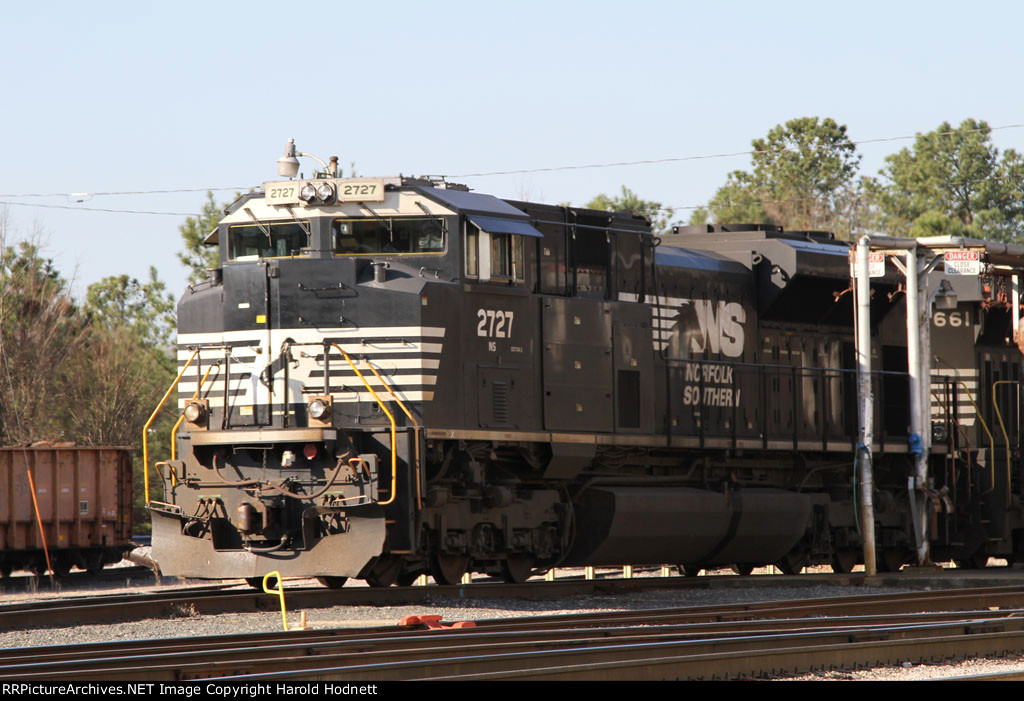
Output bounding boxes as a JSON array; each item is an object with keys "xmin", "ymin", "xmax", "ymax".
[
  {"xmin": 585, "ymin": 186, "xmax": 675, "ymax": 235},
  {"xmin": 688, "ymin": 170, "xmax": 768, "ymax": 227},
  {"xmin": 693, "ymin": 117, "xmax": 864, "ymax": 238},
  {"xmin": 870, "ymin": 119, "xmax": 1024, "ymax": 242},
  {"xmin": 177, "ymin": 191, "xmax": 223, "ymax": 285},
  {"xmin": 85, "ymin": 267, "xmax": 176, "ymax": 348}
]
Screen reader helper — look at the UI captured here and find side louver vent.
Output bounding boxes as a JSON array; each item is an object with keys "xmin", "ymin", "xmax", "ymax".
[{"xmin": 492, "ymin": 380, "xmax": 510, "ymax": 424}]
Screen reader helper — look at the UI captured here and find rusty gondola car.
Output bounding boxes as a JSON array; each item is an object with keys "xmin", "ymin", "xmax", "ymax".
[
  {"xmin": 148, "ymin": 159, "xmax": 1024, "ymax": 586},
  {"xmin": 0, "ymin": 445, "xmax": 133, "ymax": 576}
]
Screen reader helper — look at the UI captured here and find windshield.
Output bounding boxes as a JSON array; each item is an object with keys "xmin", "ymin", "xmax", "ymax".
[
  {"xmin": 333, "ymin": 217, "xmax": 445, "ymax": 255},
  {"xmin": 229, "ymin": 221, "xmax": 309, "ymax": 260}
]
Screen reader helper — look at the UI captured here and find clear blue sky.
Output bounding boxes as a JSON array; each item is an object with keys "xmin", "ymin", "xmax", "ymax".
[{"xmin": 3, "ymin": 1, "xmax": 1023, "ymax": 298}]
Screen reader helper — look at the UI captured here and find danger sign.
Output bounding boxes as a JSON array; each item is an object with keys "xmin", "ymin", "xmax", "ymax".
[
  {"xmin": 849, "ymin": 250, "xmax": 885, "ymax": 278},
  {"xmin": 944, "ymin": 250, "xmax": 981, "ymax": 275}
]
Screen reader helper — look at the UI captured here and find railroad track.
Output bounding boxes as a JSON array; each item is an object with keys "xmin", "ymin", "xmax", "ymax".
[
  {"xmin": 0, "ymin": 565, "xmax": 153, "ymax": 593},
  {"xmin": 5, "ymin": 586, "xmax": 1024, "ymax": 680},
  {"xmin": 0, "ymin": 568, "xmax": 1021, "ymax": 630},
  {"xmin": 0, "ymin": 571, "xmax": 852, "ymax": 629}
]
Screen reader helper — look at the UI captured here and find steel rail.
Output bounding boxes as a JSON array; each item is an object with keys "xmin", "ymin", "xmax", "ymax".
[
  {"xmin": 946, "ymin": 670, "xmax": 1024, "ymax": 681},
  {"xmin": 7, "ymin": 576, "xmax": 1024, "ymax": 631},
  {"xmin": 0, "ymin": 608, "xmax": 1005, "ymax": 666},
  {"xmin": 8, "ymin": 610, "xmax": 1024, "ymax": 681}
]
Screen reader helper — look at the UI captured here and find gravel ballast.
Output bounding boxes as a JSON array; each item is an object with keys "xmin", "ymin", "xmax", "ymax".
[{"xmin": 3, "ymin": 566, "xmax": 1024, "ymax": 680}]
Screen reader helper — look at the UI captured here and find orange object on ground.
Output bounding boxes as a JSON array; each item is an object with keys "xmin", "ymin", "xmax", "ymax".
[{"xmin": 398, "ymin": 615, "xmax": 476, "ymax": 629}]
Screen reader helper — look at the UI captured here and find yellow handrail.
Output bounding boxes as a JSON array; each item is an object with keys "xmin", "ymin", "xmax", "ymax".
[
  {"xmin": 170, "ymin": 364, "xmax": 216, "ymax": 462},
  {"xmin": 362, "ymin": 359, "xmax": 423, "ymax": 509},
  {"xmin": 990, "ymin": 380, "xmax": 1017, "ymax": 495},
  {"xmin": 143, "ymin": 349, "xmax": 198, "ymax": 506},
  {"xmin": 330, "ymin": 344, "xmax": 398, "ymax": 505}
]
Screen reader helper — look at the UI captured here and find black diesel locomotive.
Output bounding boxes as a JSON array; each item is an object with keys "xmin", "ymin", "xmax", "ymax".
[{"xmin": 150, "ymin": 169, "xmax": 1024, "ymax": 585}]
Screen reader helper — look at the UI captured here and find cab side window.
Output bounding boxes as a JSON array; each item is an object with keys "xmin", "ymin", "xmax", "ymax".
[{"xmin": 465, "ymin": 221, "xmax": 524, "ymax": 283}]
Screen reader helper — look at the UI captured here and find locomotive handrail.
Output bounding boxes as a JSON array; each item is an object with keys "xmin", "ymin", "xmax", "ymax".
[
  {"xmin": 362, "ymin": 359, "xmax": 423, "ymax": 509},
  {"xmin": 329, "ymin": 343, "xmax": 398, "ymax": 506},
  {"xmin": 170, "ymin": 364, "xmax": 217, "ymax": 463},
  {"xmin": 143, "ymin": 349, "xmax": 199, "ymax": 506},
  {"xmin": 949, "ymin": 379, "xmax": 995, "ymax": 494},
  {"xmin": 931, "ymin": 386, "xmax": 974, "ymax": 503},
  {"xmin": 990, "ymin": 380, "xmax": 1017, "ymax": 495},
  {"xmin": 668, "ymin": 356, "xmax": 908, "ymax": 452}
]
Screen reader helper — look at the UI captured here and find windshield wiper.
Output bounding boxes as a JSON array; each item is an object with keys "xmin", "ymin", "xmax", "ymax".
[
  {"xmin": 283, "ymin": 205, "xmax": 312, "ymax": 240},
  {"xmin": 243, "ymin": 207, "xmax": 274, "ymax": 248},
  {"xmin": 359, "ymin": 202, "xmax": 394, "ymax": 242}
]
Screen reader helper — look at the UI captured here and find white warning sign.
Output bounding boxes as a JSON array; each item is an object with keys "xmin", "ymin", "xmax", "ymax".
[
  {"xmin": 849, "ymin": 250, "xmax": 885, "ymax": 278},
  {"xmin": 944, "ymin": 250, "xmax": 981, "ymax": 275}
]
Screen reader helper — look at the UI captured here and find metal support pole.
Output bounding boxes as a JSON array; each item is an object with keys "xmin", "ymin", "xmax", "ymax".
[
  {"xmin": 905, "ymin": 248, "xmax": 931, "ymax": 564},
  {"xmin": 1013, "ymin": 275, "xmax": 1021, "ymax": 347},
  {"xmin": 855, "ymin": 237, "xmax": 877, "ymax": 576}
]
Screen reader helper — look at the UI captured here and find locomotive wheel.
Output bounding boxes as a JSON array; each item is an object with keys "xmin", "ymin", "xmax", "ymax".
[
  {"xmin": 675, "ymin": 565, "xmax": 699, "ymax": 577},
  {"xmin": 364, "ymin": 556, "xmax": 403, "ymax": 588},
  {"xmin": 429, "ymin": 553, "xmax": 469, "ymax": 585},
  {"xmin": 876, "ymin": 550, "xmax": 905, "ymax": 573},
  {"xmin": 317, "ymin": 576, "xmax": 348, "ymax": 589},
  {"xmin": 245, "ymin": 574, "xmax": 279, "ymax": 590},
  {"xmin": 830, "ymin": 550, "xmax": 858, "ymax": 574},
  {"xmin": 955, "ymin": 551, "xmax": 990, "ymax": 570},
  {"xmin": 396, "ymin": 571, "xmax": 422, "ymax": 587},
  {"xmin": 776, "ymin": 553, "xmax": 808, "ymax": 575},
  {"xmin": 500, "ymin": 556, "xmax": 534, "ymax": 584}
]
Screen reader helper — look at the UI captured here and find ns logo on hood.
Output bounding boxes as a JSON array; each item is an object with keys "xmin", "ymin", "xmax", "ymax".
[{"xmin": 648, "ymin": 296, "xmax": 747, "ymax": 359}]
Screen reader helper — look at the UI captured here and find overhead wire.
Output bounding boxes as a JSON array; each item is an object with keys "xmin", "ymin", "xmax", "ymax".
[
  {"xmin": 0, "ymin": 121, "xmax": 1020, "ymax": 217},
  {"xmin": 0, "ymin": 186, "xmax": 250, "ymax": 199},
  {"xmin": 0, "ymin": 200, "xmax": 198, "ymax": 216},
  {"xmin": 448, "ymin": 122, "xmax": 1024, "ymax": 178}
]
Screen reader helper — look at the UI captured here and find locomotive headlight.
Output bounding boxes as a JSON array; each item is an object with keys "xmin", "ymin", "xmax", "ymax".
[
  {"xmin": 308, "ymin": 398, "xmax": 330, "ymax": 420},
  {"xmin": 299, "ymin": 182, "xmax": 317, "ymax": 203},
  {"xmin": 183, "ymin": 400, "xmax": 207, "ymax": 426},
  {"xmin": 315, "ymin": 181, "xmax": 335, "ymax": 203}
]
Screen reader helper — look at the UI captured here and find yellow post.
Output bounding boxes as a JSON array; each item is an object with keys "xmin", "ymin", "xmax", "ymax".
[{"xmin": 262, "ymin": 571, "xmax": 289, "ymax": 631}]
